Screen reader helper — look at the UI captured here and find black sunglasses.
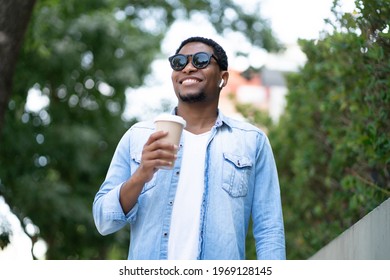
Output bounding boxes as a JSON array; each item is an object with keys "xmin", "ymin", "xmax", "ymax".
[{"xmin": 168, "ymin": 52, "xmax": 219, "ymax": 71}]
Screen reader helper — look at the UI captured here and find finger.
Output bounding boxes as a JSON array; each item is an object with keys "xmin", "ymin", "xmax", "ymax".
[
  {"xmin": 139, "ymin": 157, "xmax": 175, "ymax": 175},
  {"xmin": 145, "ymin": 131, "xmax": 168, "ymax": 146},
  {"xmin": 145, "ymin": 139, "xmax": 178, "ymax": 154},
  {"xmin": 143, "ymin": 148, "xmax": 177, "ymax": 163}
]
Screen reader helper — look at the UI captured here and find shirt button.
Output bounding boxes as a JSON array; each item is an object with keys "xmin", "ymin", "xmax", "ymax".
[
  {"xmin": 169, "ymin": 201, "xmax": 173, "ymax": 206},
  {"xmin": 176, "ymin": 171, "xmax": 180, "ymax": 175},
  {"xmin": 163, "ymin": 232, "xmax": 168, "ymax": 237}
]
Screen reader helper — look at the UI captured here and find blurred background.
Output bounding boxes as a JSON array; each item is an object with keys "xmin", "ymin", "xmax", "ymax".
[{"xmin": 0, "ymin": 0, "xmax": 389, "ymax": 260}]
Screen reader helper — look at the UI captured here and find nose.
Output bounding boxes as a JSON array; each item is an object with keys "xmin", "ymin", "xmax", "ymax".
[{"xmin": 182, "ymin": 57, "xmax": 197, "ymax": 73}]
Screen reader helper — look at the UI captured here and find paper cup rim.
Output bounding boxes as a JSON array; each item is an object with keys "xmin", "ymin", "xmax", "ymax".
[{"xmin": 154, "ymin": 114, "xmax": 186, "ymax": 127}]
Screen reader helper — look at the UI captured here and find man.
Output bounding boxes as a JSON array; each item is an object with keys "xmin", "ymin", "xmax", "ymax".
[{"xmin": 93, "ymin": 36, "xmax": 286, "ymax": 260}]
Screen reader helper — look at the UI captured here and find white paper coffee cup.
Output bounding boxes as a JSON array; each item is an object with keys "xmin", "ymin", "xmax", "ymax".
[{"xmin": 154, "ymin": 114, "xmax": 186, "ymax": 169}]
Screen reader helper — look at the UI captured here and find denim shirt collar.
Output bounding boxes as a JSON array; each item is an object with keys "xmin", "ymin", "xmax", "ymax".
[{"xmin": 171, "ymin": 107, "xmax": 233, "ymax": 130}]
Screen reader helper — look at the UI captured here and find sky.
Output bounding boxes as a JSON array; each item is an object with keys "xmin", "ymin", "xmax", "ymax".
[{"xmin": 124, "ymin": 0, "xmax": 356, "ymax": 121}]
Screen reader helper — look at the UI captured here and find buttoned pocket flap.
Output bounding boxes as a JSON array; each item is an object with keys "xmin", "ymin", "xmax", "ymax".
[{"xmin": 223, "ymin": 153, "xmax": 252, "ymax": 168}]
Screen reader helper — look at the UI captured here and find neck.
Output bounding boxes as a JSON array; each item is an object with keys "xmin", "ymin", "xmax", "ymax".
[{"xmin": 176, "ymin": 104, "xmax": 217, "ymax": 135}]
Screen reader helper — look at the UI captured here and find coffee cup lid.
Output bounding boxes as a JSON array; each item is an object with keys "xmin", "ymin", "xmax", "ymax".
[{"xmin": 154, "ymin": 114, "xmax": 186, "ymax": 127}]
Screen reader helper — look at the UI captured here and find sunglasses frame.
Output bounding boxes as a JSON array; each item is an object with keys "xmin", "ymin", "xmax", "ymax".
[{"xmin": 168, "ymin": 52, "xmax": 220, "ymax": 71}]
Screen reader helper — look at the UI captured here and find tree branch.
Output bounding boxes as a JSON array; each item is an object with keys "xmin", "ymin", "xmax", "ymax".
[{"xmin": 0, "ymin": 0, "xmax": 37, "ymax": 141}]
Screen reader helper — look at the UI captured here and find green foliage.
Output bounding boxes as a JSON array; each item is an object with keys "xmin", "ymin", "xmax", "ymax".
[
  {"xmin": 266, "ymin": 0, "xmax": 390, "ymax": 259},
  {"xmin": 0, "ymin": 0, "xmax": 280, "ymax": 259},
  {"xmin": 237, "ymin": 0, "xmax": 389, "ymax": 260},
  {"xmin": 236, "ymin": 102, "xmax": 274, "ymax": 132}
]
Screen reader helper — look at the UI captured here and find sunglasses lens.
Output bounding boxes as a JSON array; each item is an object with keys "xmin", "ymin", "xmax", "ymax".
[
  {"xmin": 193, "ymin": 53, "xmax": 211, "ymax": 69},
  {"xmin": 170, "ymin": 55, "xmax": 187, "ymax": 70},
  {"xmin": 169, "ymin": 52, "xmax": 214, "ymax": 70}
]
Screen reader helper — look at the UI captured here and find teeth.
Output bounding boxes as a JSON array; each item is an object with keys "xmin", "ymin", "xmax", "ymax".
[{"xmin": 182, "ymin": 79, "xmax": 199, "ymax": 85}]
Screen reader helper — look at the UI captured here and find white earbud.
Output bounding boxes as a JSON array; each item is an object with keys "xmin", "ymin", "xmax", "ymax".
[{"xmin": 219, "ymin": 80, "xmax": 224, "ymax": 88}]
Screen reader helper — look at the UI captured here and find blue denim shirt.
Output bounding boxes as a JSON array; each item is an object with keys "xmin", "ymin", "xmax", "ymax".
[{"xmin": 93, "ymin": 110, "xmax": 286, "ymax": 260}]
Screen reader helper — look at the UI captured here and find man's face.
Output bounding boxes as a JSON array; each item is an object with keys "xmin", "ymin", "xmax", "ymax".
[{"xmin": 171, "ymin": 42, "xmax": 223, "ymax": 104}]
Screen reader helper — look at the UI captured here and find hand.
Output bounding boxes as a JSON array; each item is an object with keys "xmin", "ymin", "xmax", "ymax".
[
  {"xmin": 119, "ymin": 130, "xmax": 178, "ymax": 213},
  {"xmin": 136, "ymin": 130, "xmax": 178, "ymax": 182}
]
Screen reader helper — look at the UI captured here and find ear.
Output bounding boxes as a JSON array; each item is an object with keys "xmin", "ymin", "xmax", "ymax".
[{"xmin": 219, "ymin": 71, "xmax": 229, "ymax": 88}]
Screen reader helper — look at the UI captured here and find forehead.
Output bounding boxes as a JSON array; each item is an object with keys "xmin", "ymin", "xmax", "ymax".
[{"xmin": 178, "ymin": 42, "xmax": 213, "ymax": 55}]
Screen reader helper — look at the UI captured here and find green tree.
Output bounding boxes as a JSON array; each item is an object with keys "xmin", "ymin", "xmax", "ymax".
[
  {"xmin": 267, "ymin": 0, "xmax": 390, "ymax": 259},
  {"xmin": 0, "ymin": 0, "xmax": 281, "ymax": 259}
]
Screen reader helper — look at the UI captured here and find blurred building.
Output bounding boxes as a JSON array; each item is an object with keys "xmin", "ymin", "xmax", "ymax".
[
  {"xmin": 219, "ymin": 42, "xmax": 307, "ymax": 123},
  {"xmin": 220, "ymin": 66, "xmax": 288, "ymax": 123}
]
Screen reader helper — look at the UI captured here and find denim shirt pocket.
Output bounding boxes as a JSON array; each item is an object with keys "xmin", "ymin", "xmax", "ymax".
[
  {"xmin": 131, "ymin": 152, "xmax": 157, "ymax": 193},
  {"xmin": 222, "ymin": 153, "xmax": 253, "ymax": 197}
]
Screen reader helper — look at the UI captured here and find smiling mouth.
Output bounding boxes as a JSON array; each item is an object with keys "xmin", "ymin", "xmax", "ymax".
[{"xmin": 181, "ymin": 79, "xmax": 200, "ymax": 85}]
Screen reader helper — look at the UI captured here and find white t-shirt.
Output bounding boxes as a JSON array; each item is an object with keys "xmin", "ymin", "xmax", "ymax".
[{"xmin": 167, "ymin": 130, "xmax": 210, "ymax": 259}]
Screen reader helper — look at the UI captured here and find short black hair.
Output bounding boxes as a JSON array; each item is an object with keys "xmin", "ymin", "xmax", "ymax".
[{"xmin": 175, "ymin": 36, "xmax": 228, "ymax": 71}]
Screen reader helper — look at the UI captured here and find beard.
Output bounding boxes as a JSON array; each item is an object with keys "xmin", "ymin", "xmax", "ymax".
[{"xmin": 178, "ymin": 90, "xmax": 206, "ymax": 103}]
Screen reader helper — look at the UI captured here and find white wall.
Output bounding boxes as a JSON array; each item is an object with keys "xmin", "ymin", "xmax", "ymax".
[{"xmin": 310, "ymin": 198, "xmax": 390, "ymax": 259}]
